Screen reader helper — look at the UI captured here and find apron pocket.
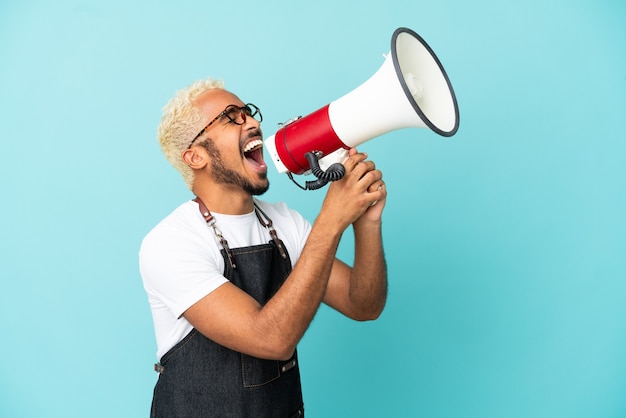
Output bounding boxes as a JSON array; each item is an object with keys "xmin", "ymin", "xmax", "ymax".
[{"xmin": 241, "ymin": 354, "xmax": 281, "ymax": 387}]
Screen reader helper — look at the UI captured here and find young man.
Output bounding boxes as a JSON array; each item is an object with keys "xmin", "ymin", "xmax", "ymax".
[{"xmin": 140, "ymin": 78, "xmax": 387, "ymax": 417}]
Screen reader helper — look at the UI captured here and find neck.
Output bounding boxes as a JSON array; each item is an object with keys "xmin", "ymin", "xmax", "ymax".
[{"xmin": 192, "ymin": 182, "xmax": 255, "ymax": 215}]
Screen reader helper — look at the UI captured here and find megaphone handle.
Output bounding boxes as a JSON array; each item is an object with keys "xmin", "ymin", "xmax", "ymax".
[
  {"xmin": 286, "ymin": 151, "xmax": 346, "ymax": 191},
  {"xmin": 318, "ymin": 148, "xmax": 350, "ymax": 170}
]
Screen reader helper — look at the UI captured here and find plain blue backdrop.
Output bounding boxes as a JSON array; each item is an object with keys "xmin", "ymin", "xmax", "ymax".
[{"xmin": 1, "ymin": 0, "xmax": 625, "ymax": 417}]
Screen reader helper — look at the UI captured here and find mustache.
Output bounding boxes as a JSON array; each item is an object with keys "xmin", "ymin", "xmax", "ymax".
[
  {"xmin": 246, "ymin": 128, "xmax": 263, "ymax": 140},
  {"xmin": 240, "ymin": 128, "xmax": 263, "ymax": 149}
]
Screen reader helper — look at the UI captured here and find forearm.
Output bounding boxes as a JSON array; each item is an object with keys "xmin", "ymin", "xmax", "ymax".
[
  {"xmin": 348, "ymin": 219, "xmax": 388, "ymax": 320},
  {"xmin": 253, "ymin": 216, "xmax": 344, "ymax": 358}
]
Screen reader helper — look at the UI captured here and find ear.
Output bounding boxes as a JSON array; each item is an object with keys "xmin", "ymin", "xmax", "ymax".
[{"xmin": 182, "ymin": 147, "xmax": 207, "ymax": 169}]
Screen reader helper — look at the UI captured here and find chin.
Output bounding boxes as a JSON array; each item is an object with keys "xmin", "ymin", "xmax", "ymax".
[{"xmin": 247, "ymin": 178, "xmax": 270, "ymax": 196}]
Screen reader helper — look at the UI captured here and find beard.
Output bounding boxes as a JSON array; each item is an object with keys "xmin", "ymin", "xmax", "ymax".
[{"xmin": 199, "ymin": 138, "xmax": 269, "ymax": 196}]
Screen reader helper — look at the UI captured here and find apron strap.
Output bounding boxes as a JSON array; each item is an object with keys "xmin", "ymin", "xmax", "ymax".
[
  {"xmin": 193, "ymin": 197, "xmax": 289, "ymax": 268},
  {"xmin": 254, "ymin": 202, "xmax": 288, "ymax": 259},
  {"xmin": 193, "ymin": 197, "xmax": 237, "ymax": 269}
]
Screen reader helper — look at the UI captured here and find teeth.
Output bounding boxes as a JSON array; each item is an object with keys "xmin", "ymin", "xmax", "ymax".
[{"xmin": 243, "ymin": 139, "xmax": 263, "ymax": 154}]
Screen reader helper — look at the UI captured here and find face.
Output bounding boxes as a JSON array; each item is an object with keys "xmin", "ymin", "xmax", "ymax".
[{"xmin": 191, "ymin": 89, "xmax": 269, "ymax": 195}]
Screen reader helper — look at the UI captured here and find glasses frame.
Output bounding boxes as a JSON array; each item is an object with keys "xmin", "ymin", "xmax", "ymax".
[{"xmin": 188, "ymin": 103, "xmax": 262, "ymax": 148}]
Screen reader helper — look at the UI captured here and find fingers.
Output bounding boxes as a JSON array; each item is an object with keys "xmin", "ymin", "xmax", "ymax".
[
  {"xmin": 368, "ymin": 180, "xmax": 386, "ymax": 206},
  {"xmin": 323, "ymin": 150, "xmax": 386, "ymax": 227},
  {"xmin": 343, "ymin": 151, "xmax": 376, "ymax": 178},
  {"xmin": 368, "ymin": 179, "xmax": 385, "ymax": 194},
  {"xmin": 353, "ymin": 161, "xmax": 382, "ymax": 186},
  {"xmin": 342, "ymin": 151, "xmax": 385, "ymax": 207},
  {"xmin": 341, "ymin": 150, "xmax": 382, "ymax": 188},
  {"xmin": 342, "ymin": 150, "xmax": 368, "ymax": 172}
]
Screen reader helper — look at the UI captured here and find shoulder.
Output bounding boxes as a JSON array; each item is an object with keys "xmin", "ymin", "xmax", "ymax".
[
  {"xmin": 139, "ymin": 200, "xmax": 211, "ymax": 263},
  {"xmin": 141, "ymin": 201, "xmax": 201, "ymax": 243},
  {"xmin": 139, "ymin": 200, "xmax": 224, "ymax": 290}
]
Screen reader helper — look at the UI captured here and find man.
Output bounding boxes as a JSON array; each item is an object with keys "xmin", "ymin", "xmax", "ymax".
[{"xmin": 140, "ymin": 77, "xmax": 387, "ymax": 417}]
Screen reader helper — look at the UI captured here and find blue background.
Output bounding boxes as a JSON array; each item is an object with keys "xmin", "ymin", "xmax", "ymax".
[{"xmin": 1, "ymin": 0, "xmax": 625, "ymax": 417}]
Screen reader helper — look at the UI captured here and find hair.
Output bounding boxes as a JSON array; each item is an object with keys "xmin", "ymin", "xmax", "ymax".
[{"xmin": 157, "ymin": 77, "xmax": 225, "ymax": 189}]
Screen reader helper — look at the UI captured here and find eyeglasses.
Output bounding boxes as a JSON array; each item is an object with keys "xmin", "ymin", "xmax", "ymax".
[{"xmin": 188, "ymin": 103, "xmax": 262, "ymax": 148}]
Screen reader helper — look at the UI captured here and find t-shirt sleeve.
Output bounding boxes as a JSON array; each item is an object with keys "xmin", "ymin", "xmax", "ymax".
[{"xmin": 139, "ymin": 225, "xmax": 228, "ymax": 319}]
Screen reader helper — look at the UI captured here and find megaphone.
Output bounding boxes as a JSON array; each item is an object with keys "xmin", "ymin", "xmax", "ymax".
[{"xmin": 264, "ymin": 27, "xmax": 460, "ymax": 190}]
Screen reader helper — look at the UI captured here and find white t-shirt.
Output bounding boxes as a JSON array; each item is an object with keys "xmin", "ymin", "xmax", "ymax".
[{"xmin": 139, "ymin": 199, "xmax": 312, "ymax": 360}]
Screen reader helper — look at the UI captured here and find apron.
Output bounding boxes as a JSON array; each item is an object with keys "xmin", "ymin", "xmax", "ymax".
[{"xmin": 150, "ymin": 203, "xmax": 304, "ymax": 418}]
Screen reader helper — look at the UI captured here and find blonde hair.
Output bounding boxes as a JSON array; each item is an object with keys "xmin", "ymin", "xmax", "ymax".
[{"xmin": 158, "ymin": 78, "xmax": 225, "ymax": 189}]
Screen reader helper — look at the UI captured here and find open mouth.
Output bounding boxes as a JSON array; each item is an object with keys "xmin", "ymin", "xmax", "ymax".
[{"xmin": 243, "ymin": 139, "xmax": 266, "ymax": 169}]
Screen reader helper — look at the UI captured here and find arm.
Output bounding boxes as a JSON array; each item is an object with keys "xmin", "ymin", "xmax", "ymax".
[
  {"xmin": 324, "ymin": 150, "xmax": 388, "ymax": 321},
  {"xmin": 183, "ymin": 150, "xmax": 384, "ymax": 360},
  {"xmin": 324, "ymin": 223, "xmax": 387, "ymax": 321}
]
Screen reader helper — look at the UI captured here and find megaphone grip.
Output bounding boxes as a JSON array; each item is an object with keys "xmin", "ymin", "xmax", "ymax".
[{"xmin": 275, "ymin": 104, "xmax": 349, "ymax": 175}]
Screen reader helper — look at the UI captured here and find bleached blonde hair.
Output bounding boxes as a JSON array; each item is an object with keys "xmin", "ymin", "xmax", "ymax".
[{"xmin": 158, "ymin": 78, "xmax": 225, "ymax": 189}]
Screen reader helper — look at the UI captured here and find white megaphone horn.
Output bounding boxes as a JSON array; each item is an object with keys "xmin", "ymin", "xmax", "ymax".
[{"xmin": 264, "ymin": 27, "xmax": 460, "ymax": 190}]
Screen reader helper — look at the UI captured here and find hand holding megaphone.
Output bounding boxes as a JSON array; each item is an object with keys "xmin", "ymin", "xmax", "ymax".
[{"xmin": 264, "ymin": 27, "xmax": 459, "ymax": 190}]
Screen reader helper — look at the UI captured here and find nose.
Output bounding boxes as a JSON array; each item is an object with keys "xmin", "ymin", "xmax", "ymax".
[{"xmin": 243, "ymin": 113, "xmax": 261, "ymax": 128}]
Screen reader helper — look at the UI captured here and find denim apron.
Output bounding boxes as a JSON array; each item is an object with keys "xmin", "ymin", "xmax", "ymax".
[{"xmin": 150, "ymin": 202, "xmax": 304, "ymax": 418}]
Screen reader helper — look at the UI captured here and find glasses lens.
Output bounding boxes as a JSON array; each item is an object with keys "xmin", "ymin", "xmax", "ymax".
[
  {"xmin": 223, "ymin": 105, "xmax": 244, "ymax": 124},
  {"xmin": 246, "ymin": 104, "xmax": 262, "ymax": 123}
]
